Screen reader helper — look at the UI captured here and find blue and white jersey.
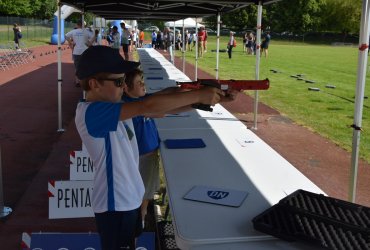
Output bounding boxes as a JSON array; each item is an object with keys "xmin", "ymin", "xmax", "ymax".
[
  {"xmin": 122, "ymin": 95, "xmax": 160, "ymax": 155},
  {"xmin": 75, "ymin": 101, "xmax": 144, "ymax": 213}
]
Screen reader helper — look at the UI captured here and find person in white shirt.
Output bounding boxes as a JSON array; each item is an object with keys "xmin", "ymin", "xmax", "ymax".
[
  {"xmin": 120, "ymin": 22, "xmax": 131, "ymax": 60},
  {"xmin": 111, "ymin": 26, "xmax": 121, "ymax": 50},
  {"xmin": 227, "ymin": 31, "xmax": 236, "ymax": 59},
  {"xmin": 65, "ymin": 20, "xmax": 94, "ymax": 87},
  {"xmin": 131, "ymin": 29, "xmax": 138, "ymax": 51},
  {"xmin": 91, "ymin": 29, "xmax": 102, "ymax": 46}
]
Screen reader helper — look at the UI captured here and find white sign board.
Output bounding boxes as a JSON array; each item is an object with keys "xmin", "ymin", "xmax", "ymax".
[
  {"xmin": 48, "ymin": 180, "xmax": 94, "ymax": 219},
  {"xmin": 70, "ymin": 150, "xmax": 94, "ymax": 180}
]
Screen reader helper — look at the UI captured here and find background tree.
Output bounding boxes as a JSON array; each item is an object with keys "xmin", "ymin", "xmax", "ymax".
[
  {"xmin": 0, "ymin": 0, "xmax": 32, "ymax": 16},
  {"xmin": 204, "ymin": 5, "xmax": 259, "ymax": 31},
  {"xmin": 266, "ymin": 0, "xmax": 326, "ymax": 34},
  {"xmin": 321, "ymin": 0, "xmax": 361, "ymax": 35},
  {"xmin": 34, "ymin": 0, "xmax": 57, "ymax": 20},
  {"xmin": 0, "ymin": 0, "xmax": 56, "ymax": 19}
]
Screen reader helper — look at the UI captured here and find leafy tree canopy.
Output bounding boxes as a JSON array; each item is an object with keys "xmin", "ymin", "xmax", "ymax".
[{"xmin": 0, "ymin": 0, "xmax": 363, "ymax": 36}]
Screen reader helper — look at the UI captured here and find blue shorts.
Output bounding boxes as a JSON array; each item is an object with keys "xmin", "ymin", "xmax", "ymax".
[{"xmin": 95, "ymin": 207, "xmax": 142, "ymax": 250}]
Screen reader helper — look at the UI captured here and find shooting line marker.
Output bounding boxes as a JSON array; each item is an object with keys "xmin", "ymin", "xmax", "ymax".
[{"xmin": 308, "ymin": 87, "xmax": 320, "ymax": 91}]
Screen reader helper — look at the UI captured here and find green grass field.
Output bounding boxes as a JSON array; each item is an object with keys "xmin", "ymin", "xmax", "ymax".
[
  {"xmin": 176, "ymin": 35, "xmax": 370, "ymax": 163},
  {"xmin": 3, "ymin": 30, "xmax": 369, "ymax": 163}
]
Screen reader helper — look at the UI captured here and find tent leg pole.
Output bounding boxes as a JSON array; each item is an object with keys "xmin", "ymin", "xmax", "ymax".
[
  {"xmin": 252, "ymin": 1, "xmax": 263, "ymax": 130},
  {"xmin": 195, "ymin": 18, "xmax": 198, "ymax": 80},
  {"xmin": 182, "ymin": 19, "xmax": 185, "ymax": 73},
  {"xmin": 57, "ymin": 0, "xmax": 64, "ymax": 132},
  {"xmin": 349, "ymin": 0, "xmax": 370, "ymax": 202},
  {"xmin": 216, "ymin": 13, "xmax": 221, "ymax": 80},
  {"xmin": 0, "ymin": 146, "xmax": 12, "ymax": 218}
]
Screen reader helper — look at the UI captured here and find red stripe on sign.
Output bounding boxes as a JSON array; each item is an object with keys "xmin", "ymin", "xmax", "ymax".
[
  {"xmin": 48, "ymin": 190, "xmax": 54, "ymax": 197},
  {"xmin": 20, "ymin": 241, "xmax": 30, "ymax": 250},
  {"xmin": 49, "ymin": 180, "xmax": 55, "ymax": 187},
  {"xmin": 70, "ymin": 150, "xmax": 76, "ymax": 158},
  {"xmin": 21, "ymin": 232, "xmax": 31, "ymax": 250}
]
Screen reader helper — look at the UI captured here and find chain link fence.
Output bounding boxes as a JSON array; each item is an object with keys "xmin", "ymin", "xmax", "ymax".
[{"xmin": 0, "ymin": 16, "xmax": 75, "ymax": 45}]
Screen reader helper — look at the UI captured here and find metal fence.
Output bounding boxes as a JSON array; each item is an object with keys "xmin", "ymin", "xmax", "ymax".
[{"xmin": 0, "ymin": 16, "xmax": 75, "ymax": 43}]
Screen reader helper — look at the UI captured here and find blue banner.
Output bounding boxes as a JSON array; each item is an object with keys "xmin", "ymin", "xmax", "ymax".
[{"xmin": 30, "ymin": 232, "xmax": 155, "ymax": 250}]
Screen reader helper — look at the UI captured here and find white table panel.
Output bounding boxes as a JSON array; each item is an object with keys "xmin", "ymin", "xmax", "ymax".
[
  {"xmin": 159, "ymin": 128, "xmax": 323, "ymax": 250},
  {"xmin": 139, "ymin": 47, "xmax": 323, "ymax": 250},
  {"xmin": 155, "ymin": 104, "xmax": 246, "ymax": 130}
]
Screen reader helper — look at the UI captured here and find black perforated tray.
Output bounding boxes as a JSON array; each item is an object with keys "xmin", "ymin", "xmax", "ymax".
[
  {"xmin": 156, "ymin": 221, "xmax": 180, "ymax": 250},
  {"xmin": 252, "ymin": 190, "xmax": 370, "ymax": 250}
]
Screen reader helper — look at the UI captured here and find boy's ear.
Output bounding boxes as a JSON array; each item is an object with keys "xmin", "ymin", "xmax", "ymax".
[{"xmin": 89, "ymin": 78, "xmax": 100, "ymax": 91}]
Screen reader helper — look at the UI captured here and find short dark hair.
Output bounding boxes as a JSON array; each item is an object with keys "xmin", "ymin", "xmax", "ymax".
[
  {"xmin": 125, "ymin": 68, "xmax": 144, "ymax": 91},
  {"xmin": 80, "ymin": 72, "xmax": 110, "ymax": 91}
]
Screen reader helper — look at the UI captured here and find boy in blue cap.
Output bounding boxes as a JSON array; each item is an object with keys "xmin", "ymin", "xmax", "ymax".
[{"xmin": 75, "ymin": 45, "xmax": 234, "ymax": 250}]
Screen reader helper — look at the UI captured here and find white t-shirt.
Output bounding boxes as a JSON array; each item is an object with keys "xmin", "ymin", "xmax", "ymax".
[
  {"xmin": 121, "ymin": 28, "xmax": 131, "ymax": 45},
  {"xmin": 65, "ymin": 28, "xmax": 94, "ymax": 55},
  {"xmin": 75, "ymin": 101, "xmax": 144, "ymax": 213}
]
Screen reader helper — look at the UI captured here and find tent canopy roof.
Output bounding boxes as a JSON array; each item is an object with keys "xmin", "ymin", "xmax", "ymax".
[
  {"xmin": 164, "ymin": 18, "xmax": 204, "ymax": 28},
  {"xmin": 60, "ymin": 0, "xmax": 282, "ymax": 20}
]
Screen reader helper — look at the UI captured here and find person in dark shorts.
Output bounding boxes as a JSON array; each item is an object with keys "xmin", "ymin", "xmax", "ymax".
[
  {"xmin": 261, "ymin": 31, "xmax": 271, "ymax": 58},
  {"xmin": 120, "ymin": 22, "xmax": 131, "ymax": 60},
  {"xmin": 13, "ymin": 23, "xmax": 22, "ymax": 50}
]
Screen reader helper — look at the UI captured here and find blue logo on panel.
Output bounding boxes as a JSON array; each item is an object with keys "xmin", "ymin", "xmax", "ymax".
[
  {"xmin": 207, "ymin": 191, "xmax": 229, "ymax": 200},
  {"xmin": 30, "ymin": 232, "xmax": 155, "ymax": 250}
]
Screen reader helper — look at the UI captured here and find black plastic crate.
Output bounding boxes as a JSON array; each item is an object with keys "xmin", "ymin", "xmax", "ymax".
[{"xmin": 252, "ymin": 190, "xmax": 370, "ymax": 250}]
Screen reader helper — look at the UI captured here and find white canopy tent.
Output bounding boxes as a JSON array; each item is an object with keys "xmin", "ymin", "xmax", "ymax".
[{"xmin": 164, "ymin": 18, "xmax": 204, "ymax": 28}]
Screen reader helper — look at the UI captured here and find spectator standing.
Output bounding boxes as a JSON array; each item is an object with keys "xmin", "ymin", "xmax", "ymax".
[
  {"xmin": 75, "ymin": 45, "xmax": 232, "ymax": 250},
  {"xmin": 243, "ymin": 32, "xmax": 248, "ymax": 53},
  {"xmin": 139, "ymin": 30, "xmax": 145, "ymax": 48},
  {"xmin": 197, "ymin": 27, "xmax": 205, "ymax": 57},
  {"xmin": 128, "ymin": 32, "xmax": 132, "ymax": 53},
  {"xmin": 120, "ymin": 22, "xmax": 131, "ymax": 60},
  {"xmin": 184, "ymin": 30, "xmax": 189, "ymax": 51},
  {"xmin": 131, "ymin": 29, "xmax": 138, "ymax": 51},
  {"xmin": 187, "ymin": 31, "xmax": 193, "ymax": 51},
  {"xmin": 106, "ymin": 27, "xmax": 113, "ymax": 45},
  {"xmin": 164, "ymin": 27, "xmax": 174, "ymax": 64},
  {"xmin": 261, "ymin": 31, "xmax": 271, "ymax": 58},
  {"xmin": 110, "ymin": 26, "xmax": 121, "ymax": 51},
  {"xmin": 203, "ymin": 27, "xmax": 208, "ymax": 52},
  {"xmin": 156, "ymin": 31, "xmax": 162, "ymax": 50},
  {"xmin": 176, "ymin": 31, "xmax": 182, "ymax": 51},
  {"xmin": 162, "ymin": 30, "xmax": 167, "ymax": 52},
  {"xmin": 65, "ymin": 20, "xmax": 94, "ymax": 87},
  {"xmin": 227, "ymin": 31, "xmax": 236, "ymax": 59},
  {"xmin": 151, "ymin": 30, "xmax": 157, "ymax": 49},
  {"xmin": 192, "ymin": 32, "xmax": 197, "ymax": 51},
  {"xmin": 13, "ymin": 23, "xmax": 22, "ymax": 50},
  {"xmin": 92, "ymin": 29, "xmax": 102, "ymax": 46},
  {"xmin": 246, "ymin": 32, "xmax": 255, "ymax": 55}
]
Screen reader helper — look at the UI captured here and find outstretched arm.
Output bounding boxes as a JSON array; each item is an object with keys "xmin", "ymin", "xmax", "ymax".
[{"xmin": 119, "ymin": 87, "xmax": 224, "ymax": 120}]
